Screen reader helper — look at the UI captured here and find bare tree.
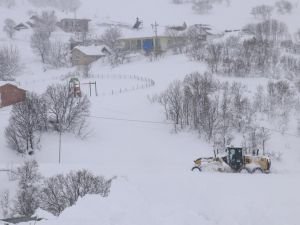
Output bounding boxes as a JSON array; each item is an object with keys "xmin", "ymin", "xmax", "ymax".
[
  {"xmin": 44, "ymin": 84, "xmax": 90, "ymax": 135},
  {"xmin": 5, "ymin": 94, "xmax": 45, "ymax": 154},
  {"xmin": 31, "ymin": 28, "xmax": 50, "ymax": 63},
  {"xmin": 275, "ymin": 0, "xmax": 293, "ymax": 15},
  {"xmin": 164, "ymin": 80, "xmax": 183, "ymax": 128},
  {"xmin": 46, "ymin": 40, "xmax": 70, "ymax": 68},
  {"xmin": 11, "ymin": 160, "xmax": 42, "ymax": 217},
  {"xmin": 33, "ymin": 11, "xmax": 57, "ymax": 37},
  {"xmin": 0, "ymin": 45, "xmax": 21, "ymax": 80},
  {"xmin": 251, "ymin": 5, "xmax": 273, "ymax": 21},
  {"xmin": 101, "ymin": 27, "xmax": 128, "ymax": 66},
  {"xmin": 15, "ymin": 160, "xmax": 42, "ymax": 190},
  {"xmin": 192, "ymin": 0, "xmax": 214, "ymax": 14},
  {"xmin": 165, "ymin": 28, "xmax": 187, "ymax": 54},
  {"xmin": 3, "ymin": 18, "xmax": 16, "ymax": 39},
  {"xmin": 101, "ymin": 27, "xmax": 121, "ymax": 50},
  {"xmin": 0, "ymin": 190, "xmax": 11, "ymax": 218},
  {"xmin": 205, "ymin": 42, "xmax": 223, "ymax": 73},
  {"xmin": 12, "ymin": 187, "xmax": 40, "ymax": 217},
  {"xmin": 192, "ymin": 0, "xmax": 228, "ymax": 14},
  {"xmin": 186, "ymin": 25, "xmax": 207, "ymax": 61}
]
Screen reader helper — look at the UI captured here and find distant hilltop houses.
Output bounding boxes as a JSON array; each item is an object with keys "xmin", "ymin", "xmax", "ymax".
[{"xmin": 12, "ymin": 14, "xmax": 233, "ymax": 66}]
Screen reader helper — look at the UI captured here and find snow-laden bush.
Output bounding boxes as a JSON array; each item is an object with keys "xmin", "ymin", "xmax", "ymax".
[
  {"xmin": 8, "ymin": 161, "xmax": 113, "ymax": 217},
  {"xmin": 39, "ymin": 170, "xmax": 113, "ymax": 216}
]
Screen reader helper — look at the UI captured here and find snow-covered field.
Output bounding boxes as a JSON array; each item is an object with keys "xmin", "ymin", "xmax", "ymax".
[{"xmin": 1, "ymin": 0, "xmax": 300, "ymax": 225}]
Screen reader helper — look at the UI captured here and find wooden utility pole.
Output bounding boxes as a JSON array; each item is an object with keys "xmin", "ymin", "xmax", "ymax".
[
  {"xmin": 58, "ymin": 123, "xmax": 62, "ymax": 164},
  {"xmin": 151, "ymin": 21, "xmax": 159, "ymax": 55},
  {"xmin": 262, "ymin": 127, "xmax": 265, "ymax": 155},
  {"xmin": 82, "ymin": 81, "xmax": 98, "ymax": 97}
]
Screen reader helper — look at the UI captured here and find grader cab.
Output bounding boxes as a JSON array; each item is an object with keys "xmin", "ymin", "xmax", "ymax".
[{"xmin": 192, "ymin": 147, "xmax": 271, "ymax": 174}]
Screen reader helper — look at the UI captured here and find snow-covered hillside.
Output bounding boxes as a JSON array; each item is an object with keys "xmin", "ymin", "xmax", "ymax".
[{"xmin": 0, "ymin": 0, "xmax": 300, "ymax": 225}]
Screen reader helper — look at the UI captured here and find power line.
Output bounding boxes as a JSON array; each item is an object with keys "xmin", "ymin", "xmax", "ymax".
[
  {"xmin": 87, "ymin": 115, "xmax": 300, "ymax": 137},
  {"xmin": 88, "ymin": 115, "xmax": 173, "ymax": 125}
]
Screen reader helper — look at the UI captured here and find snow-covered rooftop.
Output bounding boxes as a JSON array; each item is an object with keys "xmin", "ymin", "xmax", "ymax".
[{"xmin": 73, "ymin": 45, "xmax": 110, "ymax": 56}]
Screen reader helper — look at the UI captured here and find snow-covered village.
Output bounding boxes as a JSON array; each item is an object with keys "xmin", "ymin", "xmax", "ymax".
[{"xmin": 0, "ymin": 0, "xmax": 300, "ymax": 224}]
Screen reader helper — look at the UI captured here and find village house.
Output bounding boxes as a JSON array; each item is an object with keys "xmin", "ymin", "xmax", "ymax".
[
  {"xmin": 71, "ymin": 45, "xmax": 111, "ymax": 66},
  {"xmin": 0, "ymin": 83, "xmax": 26, "ymax": 108},
  {"xmin": 118, "ymin": 35, "xmax": 172, "ymax": 53},
  {"xmin": 118, "ymin": 23, "xmax": 220, "ymax": 53},
  {"xmin": 57, "ymin": 18, "xmax": 91, "ymax": 33}
]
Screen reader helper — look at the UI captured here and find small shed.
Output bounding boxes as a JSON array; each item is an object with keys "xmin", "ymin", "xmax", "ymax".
[
  {"xmin": 0, "ymin": 83, "xmax": 26, "ymax": 108},
  {"xmin": 57, "ymin": 18, "xmax": 91, "ymax": 33},
  {"xmin": 71, "ymin": 45, "xmax": 111, "ymax": 66}
]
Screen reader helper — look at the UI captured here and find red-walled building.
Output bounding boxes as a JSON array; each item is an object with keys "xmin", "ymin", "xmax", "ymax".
[{"xmin": 0, "ymin": 83, "xmax": 26, "ymax": 108}]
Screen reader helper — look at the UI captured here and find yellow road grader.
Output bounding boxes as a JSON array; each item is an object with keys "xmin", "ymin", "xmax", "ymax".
[{"xmin": 192, "ymin": 147, "xmax": 271, "ymax": 174}]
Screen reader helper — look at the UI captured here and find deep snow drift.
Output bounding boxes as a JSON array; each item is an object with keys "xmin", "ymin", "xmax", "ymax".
[{"xmin": 0, "ymin": 0, "xmax": 300, "ymax": 225}]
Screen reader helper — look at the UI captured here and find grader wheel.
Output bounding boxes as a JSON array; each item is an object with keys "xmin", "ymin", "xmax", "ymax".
[
  {"xmin": 252, "ymin": 168, "xmax": 264, "ymax": 174},
  {"xmin": 191, "ymin": 166, "xmax": 202, "ymax": 172},
  {"xmin": 239, "ymin": 167, "xmax": 252, "ymax": 174}
]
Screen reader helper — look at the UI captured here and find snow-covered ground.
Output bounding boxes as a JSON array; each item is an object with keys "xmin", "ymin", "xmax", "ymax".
[{"xmin": 0, "ymin": 0, "xmax": 300, "ymax": 225}]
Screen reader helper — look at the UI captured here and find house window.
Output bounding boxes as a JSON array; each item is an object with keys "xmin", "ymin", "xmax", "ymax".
[{"xmin": 136, "ymin": 40, "xmax": 142, "ymax": 50}]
